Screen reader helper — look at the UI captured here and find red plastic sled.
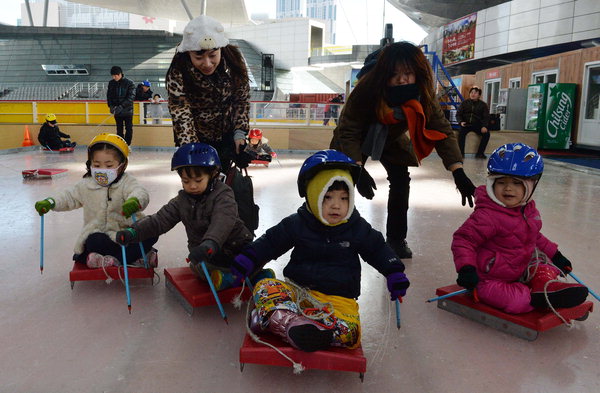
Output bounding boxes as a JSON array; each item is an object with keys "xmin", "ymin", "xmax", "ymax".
[
  {"xmin": 42, "ymin": 147, "xmax": 75, "ymax": 153},
  {"xmin": 164, "ymin": 266, "xmax": 251, "ymax": 315},
  {"xmin": 239, "ymin": 333, "xmax": 367, "ymax": 381},
  {"xmin": 250, "ymin": 159, "xmax": 270, "ymax": 167},
  {"xmin": 22, "ymin": 168, "xmax": 68, "ymax": 179},
  {"xmin": 435, "ymin": 284, "xmax": 593, "ymax": 341},
  {"xmin": 69, "ymin": 262, "xmax": 155, "ymax": 289}
]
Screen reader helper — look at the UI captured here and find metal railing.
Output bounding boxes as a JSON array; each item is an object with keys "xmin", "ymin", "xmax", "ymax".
[{"xmin": 0, "ymin": 100, "xmax": 344, "ymax": 127}]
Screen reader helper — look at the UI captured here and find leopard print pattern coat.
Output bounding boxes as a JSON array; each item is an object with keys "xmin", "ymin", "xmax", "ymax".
[{"xmin": 167, "ymin": 62, "xmax": 250, "ymax": 146}]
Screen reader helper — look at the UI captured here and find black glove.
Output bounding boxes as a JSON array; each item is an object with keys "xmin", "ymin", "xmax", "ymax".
[
  {"xmin": 456, "ymin": 265, "xmax": 479, "ymax": 290},
  {"xmin": 356, "ymin": 167, "xmax": 377, "ymax": 200},
  {"xmin": 552, "ymin": 250, "xmax": 573, "ymax": 274},
  {"xmin": 112, "ymin": 105, "xmax": 123, "ymax": 116},
  {"xmin": 452, "ymin": 168, "xmax": 475, "ymax": 207},
  {"xmin": 188, "ymin": 240, "xmax": 220, "ymax": 266},
  {"xmin": 234, "ymin": 149, "xmax": 253, "ymax": 169},
  {"xmin": 115, "ymin": 228, "xmax": 138, "ymax": 246},
  {"xmin": 65, "ymin": 134, "xmax": 71, "ymax": 138}
]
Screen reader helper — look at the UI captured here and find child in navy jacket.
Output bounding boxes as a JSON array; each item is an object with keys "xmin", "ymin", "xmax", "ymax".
[{"xmin": 231, "ymin": 150, "xmax": 410, "ymax": 351}]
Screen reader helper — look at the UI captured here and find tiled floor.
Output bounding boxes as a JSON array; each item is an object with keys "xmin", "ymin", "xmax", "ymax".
[{"xmin": 1, "ymin": 147, "xmax": 599, "ymax": 392}]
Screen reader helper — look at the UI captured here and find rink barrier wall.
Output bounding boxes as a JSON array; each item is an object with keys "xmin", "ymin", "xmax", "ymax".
[{"xmin": 0, "ymin": 123, "xmax": 537, "ymax": 154}]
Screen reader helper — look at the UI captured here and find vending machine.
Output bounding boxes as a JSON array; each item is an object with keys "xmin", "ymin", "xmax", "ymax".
[{"xmin": 524, "ymin": 83, "xmax": 577, "ymax": 149}]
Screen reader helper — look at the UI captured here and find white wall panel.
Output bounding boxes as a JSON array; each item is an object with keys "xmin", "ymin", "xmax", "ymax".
[
  {"xmin": 573, "ymin": 29, "xmax": 600, "ymax": 41},
  {"xmin": 574, "ymin": 0, "xmax": 600, "ymax": 16},
  {"xmin": 538, "ymin": 34, "xmax": 573, "ymax": 47},
  {"xmin": 508, "ymin": 40, "xmax": 537, "ymax": 52},
  {"xmin": 541, "ymin": 0, "xmax": 567, "ymax": 6},
  {"xmin": 486, "ymin": 16, "xmax": 510, "ymax": 35},
  {"xmin": 538, "ymin": 19, "xmax": 574, "ymax": 38},
  {"xmin": 509, "ymin": 10, "xmax": 540, "ymax": 29},
  {"xmin": 573, "ymin": 13, "xmax": 600, "ymax": 33},
  {"xmin": 510, "ymin": 0, "xmax": 541, "ymax": 14},
  {"xmin": 539, "ymin": 2, "xmax": 575, "ymax": 24},
  {"xmin": 484, "ymin": 30, "xmax": 509, "ymax": 49},
  {"xmin": 508, "ymin": 24, "xmax": 539, "ymax": 44}
]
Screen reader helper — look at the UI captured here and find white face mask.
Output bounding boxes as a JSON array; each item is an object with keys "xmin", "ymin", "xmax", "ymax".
[{"xmin": 91, "ymin": 165, "xmax": 121, "ymax": 187}]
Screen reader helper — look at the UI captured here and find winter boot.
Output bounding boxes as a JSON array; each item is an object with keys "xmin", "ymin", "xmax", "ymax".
[
  {"xmin": 386, "ymin": 239, "xmax": 413, "ymax": 259},
  {"xmin": 248, "ymin": 308, "xmax": 264, "ymax": 334},
  {"xmin": 132, "ymin": 249, "xmax": 158, "ymax": 268},
  {"xmin": 86, "ymin": 253, "xmax": 119, "ymax": 269},
  {"xmin": 529, "ymin": 264, "xmax": 588, "ymax": 309},
  {"xmin": 267, "ymin": 309, "xmax": 333, "ymax": 352},
  {"xmin": 250, "ymin": 268, "xmax": 276, "ymax": 286},
  {"xmin": 86, "ymin": 252, "xmax": 104, "ymax": 269},
  {"xmin": 210, "ymin": 269, "xmax": 238, "ymax": 291},
  {"xmin": 103, "ymin": 255, "xmax": 120, "ymax": 267}
]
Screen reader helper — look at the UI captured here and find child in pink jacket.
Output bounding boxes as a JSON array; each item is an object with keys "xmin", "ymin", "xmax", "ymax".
[{"xmin": 452, "ymin": 143, "xmax": 588, "ymax": 314}]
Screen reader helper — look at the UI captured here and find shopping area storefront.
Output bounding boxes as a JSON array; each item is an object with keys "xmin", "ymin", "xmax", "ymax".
[{"xmin": 462, "ymin": 45, "xmax": 600, "ymax": 151}]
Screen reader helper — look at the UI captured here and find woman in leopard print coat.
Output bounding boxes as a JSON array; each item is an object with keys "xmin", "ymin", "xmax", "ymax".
[{"xmin": 166, "ymin": 15, "xmax": 250, "ymax": 169}]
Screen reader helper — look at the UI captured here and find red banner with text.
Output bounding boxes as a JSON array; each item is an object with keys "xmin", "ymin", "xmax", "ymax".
[{"xmin": 442, "ymin": 13, "xmax": 477, "ymax": 65}]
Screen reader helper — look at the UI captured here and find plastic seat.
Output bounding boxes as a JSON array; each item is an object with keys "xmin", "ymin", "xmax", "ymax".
[
  {"xmin": 239, "ymin": 333, "xmax": 367, "ymax": 381},
  {"xmin": 69, "ymin": 262, "xmax": 155, "ymax": 289},
  {"xmin": 434, "ymin": 284, "xmax": 593, "ymax": 341},
  {"xmin": 164, "ymin": 266, "xmax": 251, "ymax": 315}
]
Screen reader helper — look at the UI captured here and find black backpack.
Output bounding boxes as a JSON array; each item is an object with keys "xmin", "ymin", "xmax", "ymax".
[{"xmin": 225, "ymin": 166, "xmax": 259, "ymax": 234}]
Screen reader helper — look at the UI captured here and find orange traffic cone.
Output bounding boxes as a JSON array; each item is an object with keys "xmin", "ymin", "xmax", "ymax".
[{"xmin": 22, "ymin": 125, "xmax": 34, "ymax": 147}]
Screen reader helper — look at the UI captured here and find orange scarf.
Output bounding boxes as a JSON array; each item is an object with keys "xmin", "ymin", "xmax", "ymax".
[{"xmin": 377, "ymin": 99, "xmax": 448, "ymax": 164}]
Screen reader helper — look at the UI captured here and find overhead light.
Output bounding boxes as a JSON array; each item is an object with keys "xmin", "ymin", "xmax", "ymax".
[
  {"xmin": 489, "ymin": 58, "xmax": 513, "ymax": 64},
  {"xmin": 582, "ymin": 39, "xmax": 600, "ymax": 48}
]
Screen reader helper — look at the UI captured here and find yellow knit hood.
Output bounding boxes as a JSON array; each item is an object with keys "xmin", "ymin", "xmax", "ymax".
[{"xmin": 305, "ymin": 168, "xmax": 355, "ymax": 226}]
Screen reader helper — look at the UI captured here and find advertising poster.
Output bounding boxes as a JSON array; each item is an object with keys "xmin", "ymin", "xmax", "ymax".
[{"xmin": 442, "ymin": 13, "xmax": 477, "ymax": 65}]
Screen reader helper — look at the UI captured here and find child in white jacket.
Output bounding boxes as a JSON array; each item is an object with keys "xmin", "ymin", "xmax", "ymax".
[{"xmin": 34, "ymin": 133, "xmax": 158, "ymax": 268}]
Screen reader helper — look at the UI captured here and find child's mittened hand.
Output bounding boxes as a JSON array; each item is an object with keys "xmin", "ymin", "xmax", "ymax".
[
  {"xmin": 115, "ymin": 228, "xmax": 138, "ymax": 245},
  {"xmin": 270, "ymin": 152, "xmax": 277, "ymax": 158},
  {"xmin": 456, "ymin": 265, "xmax": 479, "ymax": 289},
  {"xmin": 121, "ymin": 197, "xmax": 141, "ymax": 218},
  {"xmin": 231, "ymin": 252, "xmax": 256, "ymax": 284},
  {"xmin": 386, "ymin": 272, "xmax": 410, "ymax": 300},
  {"xmin": 551, "ymin": 251, "xmax": 573, "ymax": 274},
  {"xmin": 34, "ymin": 198, "xmax": 55, "ymax": 216},
  {"xmin": 188, "ymin": 240, "xmax": 219, "ymax": 265}
]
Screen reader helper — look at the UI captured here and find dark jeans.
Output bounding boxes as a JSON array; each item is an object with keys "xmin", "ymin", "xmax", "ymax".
[
  {"xmin": 380, "ymin": 159, "xmax": 411, "ymax": 242},
  {"xmin": 74, "ymin": 232, "xmax": 158, "ymax": 265},
  {"xmin": 458, "ymin": 125, "xmax": 490, "ymax": 157},
  {"xmin": 115, "ymin": 115, "xmax": 133, "ymax": 145},
  {"xmin": 205, "ymin": 131, "xmax": 236, "ymax": 171}
]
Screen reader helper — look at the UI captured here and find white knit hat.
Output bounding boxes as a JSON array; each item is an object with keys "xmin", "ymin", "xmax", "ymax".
[{"xmin": 177, "ymin": 15, "xmax": 229, "ymax": 53}]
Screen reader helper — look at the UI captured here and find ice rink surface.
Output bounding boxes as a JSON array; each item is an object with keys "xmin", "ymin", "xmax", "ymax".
[{"xmin": 1, "ymin": 147, "xmax": 599, "ymax": 393}]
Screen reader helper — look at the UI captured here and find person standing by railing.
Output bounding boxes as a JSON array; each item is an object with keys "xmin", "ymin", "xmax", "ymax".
[{"xmin": 107, "ymin": 66, "xmax": 135, "ymax": 145}]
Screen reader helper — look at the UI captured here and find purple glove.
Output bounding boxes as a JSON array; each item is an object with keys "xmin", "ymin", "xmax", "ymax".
[
  {"xmin": 386, "ymin": 272, "xmax": 410, "ymax": 301},
  {"xmin": 231, "ymin": 248, "xmax": 257, "ymax": 284}
]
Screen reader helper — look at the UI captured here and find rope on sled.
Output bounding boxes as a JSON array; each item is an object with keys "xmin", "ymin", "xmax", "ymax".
[
  {"xmin": 244, "ymin": 284, "xmax": 305, "ymax": 374},
  {"xmin": 232, "ymin": 279, "xmax": 247, "ymax": 309},
  {"xmin": 526, "ymin": 249, "xmax": 574, "ymax": 327},
  {"xmin": 285, "ymin": 279, "xmax": 335, "ymax": 327},
  {"xmin": 98, "ymin": 258, "xmax": 160, "ymax": 286},
  {"xmin": 543, "ymin": 279, "xmax": 574, "ymax": 327}
]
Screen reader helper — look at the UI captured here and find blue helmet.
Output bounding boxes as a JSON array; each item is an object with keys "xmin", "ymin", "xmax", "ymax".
[
  {"xmin": 297, "ymin": 149, "xmax": 360, "ymax": 197},
  {"xmin": 487, "ymin": 143, "xmax": 543, "ymax": 179},
  {"xmin": 142, "ymin": 80, "xmax": 151, "ymax": 87},
  {"xmin": 171, "ymin": 143, "xmax": 221, "ymax": 171}
]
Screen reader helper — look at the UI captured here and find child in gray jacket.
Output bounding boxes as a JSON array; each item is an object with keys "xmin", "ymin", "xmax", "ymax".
[{"xmin": 116, "ymin": 143, "xmax": 256, "ymax": 289}]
